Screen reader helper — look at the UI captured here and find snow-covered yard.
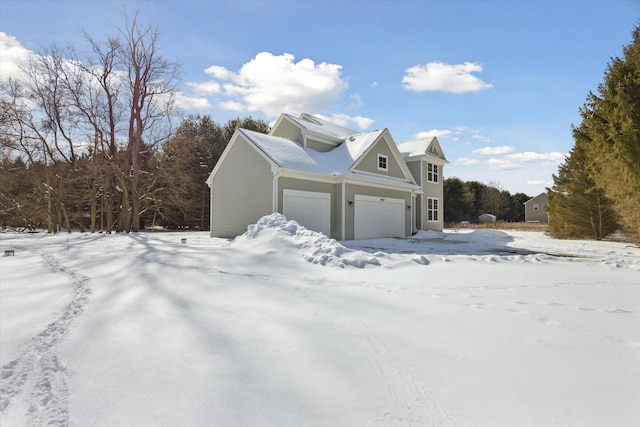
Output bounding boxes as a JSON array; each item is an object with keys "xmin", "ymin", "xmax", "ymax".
[{"xmin": 1, "ymin": 214, "xmax": 639, "ymax": 426}]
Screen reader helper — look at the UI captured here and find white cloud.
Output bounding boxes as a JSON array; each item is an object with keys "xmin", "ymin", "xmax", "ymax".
[
  {"xmin": 0, "ymin": 32, "xmax": 32, "ymax": 81},
  {"xmin": 200, "ymin": 52, "xmax": 349, "ymax": 117},
  {"xmin": 175, "ymin": 93, "xmax": 211, "ymax": 111},
  {"xmin": 402, "ymin": 61, "xmax": 493, "ymax": 93},
  {"xmin": 220, "ymin": 100, "xmax": 244, "ymax": 111},
  {"xmin": 415, "ymin": 129, "xmax": 453, "ymax": 140},
  {"xmin": 472, "ymin": 134, "xmax": 491, "ymax": 143},
  {"xmin": 455, "ymin": 157, "xmax": 482, "ymax": 166},
  {"xmin": 187, "ymin": 81, "xmax": 221, "ymax": 95},
  {"xmin": 349, "ymin": 93, "xmax": 365, "ymax": 109},
  {"xmin": 314, "ymin": 113, "xmax": 374, "ymax": 130},
  {"xmin": 505, "ymin": 151, "xmax": 565, "ymax": 163},
  {"xmin": 349, "ymin": 115, "xmax": 375, "ymax": 130},
  {"xmin": 487, "ymin": 158, "xmax": 521, "ymax": 170},
  {"xmin": 527, "ymin": 179, "xmax": 552, "ymax": 187},
  {"xmin": 204, "ymin": 65, "xmax": 232, "ymax": 80},
  {"xmin": 473, "ymin": 145, "xmax": 515, "ymax": 156}
]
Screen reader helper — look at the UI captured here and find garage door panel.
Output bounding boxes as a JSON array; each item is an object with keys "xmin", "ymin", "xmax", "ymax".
[
  {"xmin": 283, "ymin": 190, "xmax": 331, "ymax": 236},
  {"xmin": 354, "ymin": 195, "xmax": 404, "ymax": 239}
]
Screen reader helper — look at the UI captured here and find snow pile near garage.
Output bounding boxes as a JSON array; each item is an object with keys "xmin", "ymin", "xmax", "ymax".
[
  {"xmin": 233, "ymin": 213, "xmax": 381, "ymax": 268},
  {"xmin": 445, "ymin": 228, "xmax": 513, "ymax": 244}
]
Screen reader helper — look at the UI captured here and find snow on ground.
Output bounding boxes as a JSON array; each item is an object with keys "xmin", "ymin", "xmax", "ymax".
[{"xmin": 1, "ymin": 214, "xmax": 639, "ymax": 426}]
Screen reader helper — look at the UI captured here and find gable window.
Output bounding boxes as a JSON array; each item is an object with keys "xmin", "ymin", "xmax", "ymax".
[
  {"xmin": 427, "ymin": 197, "xmax": 439, "ymax": 222},
  {"xmin": 533, "ymin": 203, "xmax": 539, "ymax": 211},
  {"xmin": 427, "ymin": 163, "xmax": 439, "ymax": 183},
  {"xmin": 377, "ymin": 154, "xmax": 388, "ymax": 171}
]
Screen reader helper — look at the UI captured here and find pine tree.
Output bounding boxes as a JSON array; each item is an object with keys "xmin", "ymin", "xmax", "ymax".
[
  {"xmin": 548, "ymin": 23, "xmax": 639, "ymax": 242},
  {"xmin": 547, "ymin": 141, "xmax": 618, "ymax": 240},
  {"xmin": 583, "ymin": 24, "xmax": 640, "ymax": 243}
]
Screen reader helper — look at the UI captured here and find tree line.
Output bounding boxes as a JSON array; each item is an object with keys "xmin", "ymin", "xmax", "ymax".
[
  {"xmin": 443, "ymin": 178, "xmax": 531, "ymax": 224},
  {"xmin": 0, "ymin": 11, "xmax": 269, "ymax": 232},
  {"xmin": 547, "ymin": 24, "xmax": 639, "ymax": 244}
]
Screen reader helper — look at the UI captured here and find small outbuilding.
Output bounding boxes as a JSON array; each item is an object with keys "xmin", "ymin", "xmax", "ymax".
[
  {"xmin": 524, "ymin": 192, "xmax": 549, "ymax": 223},
  {"xmin": 478, "ymin": 213, "xmax": 497, "ymax": 224}
]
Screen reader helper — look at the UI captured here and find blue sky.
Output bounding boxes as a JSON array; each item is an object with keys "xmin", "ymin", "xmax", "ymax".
[{"xmin": 1, "ymin": 0, "xmax": 638, "ymax": 195}]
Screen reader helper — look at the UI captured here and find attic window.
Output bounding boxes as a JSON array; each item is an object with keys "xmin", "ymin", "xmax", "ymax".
[{"xmin": 377, "ymin": 154, "xmax": 388, "ymax": 171}]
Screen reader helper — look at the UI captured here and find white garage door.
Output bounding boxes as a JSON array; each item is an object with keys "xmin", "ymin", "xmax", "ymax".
[
  {"xmin": 354, "ymin": 194, "xmax": 405, "ymax": 239},
  {"xmin": 283, "ymin": 189, "xmax": 331, "ymax": 236}
]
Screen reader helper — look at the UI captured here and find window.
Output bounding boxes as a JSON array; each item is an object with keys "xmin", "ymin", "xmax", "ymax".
[
  {"xmin": 533, "ymin": 203, "xmax": 539, "ymax": 211},
  {"xmin": 377, "ymin": 154, "xmax": 388, "ymax": 171},
  {"xmin": 427, "ymin": 163, "xmax": 439, "ymax": 183},
  {"xmin": 427, "ymin": 197, "xmax": 439, "ymax": 222}
]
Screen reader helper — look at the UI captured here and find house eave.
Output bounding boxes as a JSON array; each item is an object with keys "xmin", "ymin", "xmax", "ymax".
[
  {"xmin": 403, "ymin": 152, "xmax": 450, "ymax": 164},
  {"xmin": 278, "ymin": 167, "xmax": 421, "ymax": 192}
]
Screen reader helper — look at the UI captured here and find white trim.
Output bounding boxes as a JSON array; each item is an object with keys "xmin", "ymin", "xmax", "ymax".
[
  {"xmin": 344, "ymin": 176, "xmax": 419, "ymax": 193},
  {"xmin": 411, "ymin": 194, "xmax": 417, "ymax": 233},
  {"xmin": 273, "ymin": 173, "xmax": 280, "ymax": 212},
  {"xmin": 277, "ymin": 167, "xmax": 421, "ymax": 193},
  {"xmin": 377, "ymin": 153, "xmax": 389, "ymax": 171},
  {"xmin": 426, "ymin": 196, "xmax": 440, "ymax": 222},
  {"xmin": 349, "ymin": 129, "xmax": 417, "ymax": 184},
  {"xmin": 278, "ymin": 169, "xmax": 340, "ymax": 184},
  {"xmin": 427, "ymin": 162, "xmax": 439, "ymax": 184},
  {"xmin": 209, "ymin": 181, "xmax": 215, "ymax": 236},
  {"xmin": 207, "ymin": 129, "xmax": 277, "ymax": 185}
]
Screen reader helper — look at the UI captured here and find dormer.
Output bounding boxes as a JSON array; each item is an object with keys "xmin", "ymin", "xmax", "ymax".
[
  {"xmin": 397, "ymin": 136, "xmax": 448, "ymax": 164},
  {"xmin": 270, "ymin": 113, "xmax": 359, "ymax": 152}
]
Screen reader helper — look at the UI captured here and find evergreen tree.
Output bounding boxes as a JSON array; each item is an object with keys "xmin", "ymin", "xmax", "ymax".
[
  {"xmin": 443, "ymin": 177, "xmax": 473, "ymax": 222},
  {"xmin": 547, "ymin": 140, "xmax": 618, "ymax": 240},
  {"xmin": 582, "ymin": 24, "xmax": 640, "ymax": 242},
  {"xmin": 155, "ymin": 115, "xmax": 269, "ymax": 229},
  {"xmin": 548, "ymin": 23, "xmax": 639, "ymax": 242}
]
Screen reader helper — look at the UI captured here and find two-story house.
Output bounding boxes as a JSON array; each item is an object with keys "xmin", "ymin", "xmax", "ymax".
[{"xmin": 206, "ymin": 113, "xmax": 447, "ymax": 240}]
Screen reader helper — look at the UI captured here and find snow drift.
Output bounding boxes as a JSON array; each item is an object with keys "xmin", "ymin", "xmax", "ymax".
[{"xmin": 233, "ymin": 213, "xmax": 382, "ymax": 268}]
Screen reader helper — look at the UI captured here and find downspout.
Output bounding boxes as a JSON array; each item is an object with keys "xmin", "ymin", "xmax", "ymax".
[
  {"xmin": 341, "ymin": 180, "xmax": 346, "ymax": 241},
  {"xmin": 207, "ymin": 178, "xmax": 214, "ymax": 237},
  {"xmin": 272, "ymin": 165, "xmax": 280, "ymax": 213},
  {"xmin": 419, "ymin": 160, "xmax": 425, "ymax": 230}
]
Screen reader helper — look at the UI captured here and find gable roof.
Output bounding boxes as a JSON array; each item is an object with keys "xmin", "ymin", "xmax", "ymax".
[
  {"xmin": 208, "ymin": 113, "xmax": 421, "ymax": 188},
  {"xmin": 524, "ymin": 192, "xmax": 549, "ymax": 205},
  {"xmin": 349, "ymin": 128, "xmax": 417, "ymax": 183},
  {"xmin": 243, "ymin": 127, "xmax": 385, "ymax": 175},
  {"xmin": 397, "ymin": 136, "xmax": 448, "ymax": 163}
]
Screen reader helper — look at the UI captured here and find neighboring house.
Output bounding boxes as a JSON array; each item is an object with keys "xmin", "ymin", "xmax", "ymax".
[
  {"xmin": 206, "ymin": 113, "xmax": 447, "ymax": 240},
  {"xmin": 524, "ymin": 192, "xmax": 549, "ymax": 223},
  {"xmin": 479, "ymin": 213, "xmax": 497, "ymax": 224}
]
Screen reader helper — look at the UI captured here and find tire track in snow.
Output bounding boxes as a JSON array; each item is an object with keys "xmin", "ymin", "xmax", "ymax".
[
  {"xmin": 353, "ymin": 319, "xmax": 461, "ymax": 427},
  {"xmin": 1, "ymin": 251, "xmax": 90, "ymax": 426}
]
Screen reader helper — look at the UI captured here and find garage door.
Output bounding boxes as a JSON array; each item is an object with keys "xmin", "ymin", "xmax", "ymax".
[
  {"xmin": 283, "ymin": 189, "xmax": 331, "ymax": 236},
  {"xmin": 354, "ymin": 194, "xmax": 405, "ymax": 239}
]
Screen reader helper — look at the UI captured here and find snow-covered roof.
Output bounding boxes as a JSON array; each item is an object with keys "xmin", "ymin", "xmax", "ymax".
[
  {"xmin": 397, "ymin": 136, "xmax": 448, "ymax": 162},
  {"xmin": 397, "ymin": 137, "xmax": 435, "ymax": 157},
  {"xmin": 282, "ymin": 113, "xmax": 360, "ymax": 141},
  {"xmin": 241, "ymin": 128, "xmax": 383, "ymax": 175}
]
